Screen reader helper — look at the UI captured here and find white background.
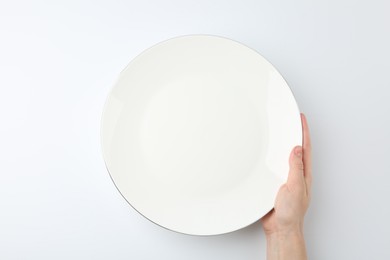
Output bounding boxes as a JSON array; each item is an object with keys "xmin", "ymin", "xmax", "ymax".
[{"xmin": 1, "ymin": 0, "xmax": 389, "ymax": 259}]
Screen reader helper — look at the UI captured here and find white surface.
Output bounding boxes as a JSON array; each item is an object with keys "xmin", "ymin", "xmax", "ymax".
[
  {"xmin": 0, "ymin": 0, "xmax": 389, "ymax": 259},
  {"xmin": 101, "ymin": 35, "xmax": 301, "ymax": 235}
]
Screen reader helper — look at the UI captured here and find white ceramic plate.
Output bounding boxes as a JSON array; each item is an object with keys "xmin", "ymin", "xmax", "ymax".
[{"xmin": 101, "ymin": 35, "xmax": 302, "ymax": 236}]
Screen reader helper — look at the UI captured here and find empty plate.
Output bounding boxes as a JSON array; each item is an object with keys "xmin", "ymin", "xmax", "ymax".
[{"xmin": 101, "ymin": 35, "xmax": 302, "ymax": 236}]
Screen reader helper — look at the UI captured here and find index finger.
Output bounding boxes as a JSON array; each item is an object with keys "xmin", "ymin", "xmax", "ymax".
[{"xmin": 301, "ymin": 113, "xmax": 312, "ymax": 194}]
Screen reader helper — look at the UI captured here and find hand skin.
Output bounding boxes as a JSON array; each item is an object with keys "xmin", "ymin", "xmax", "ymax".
[{"xmin": 261, "ymin": 113, "xmax": 312, "ymax": 260}]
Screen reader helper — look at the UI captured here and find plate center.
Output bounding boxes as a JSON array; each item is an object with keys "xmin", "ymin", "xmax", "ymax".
[{"xmin": 139, "ymin": 76, "xmax": 267, "ymax": 197}]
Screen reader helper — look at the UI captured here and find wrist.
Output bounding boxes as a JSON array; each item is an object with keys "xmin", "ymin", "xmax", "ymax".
[
  {"xmin": 265, "ymin": 225, "xmax": 304, "ymax": 240},
  {"xmin": 265, "ymin": 227, "xmax": 307, "ymax": 260}
]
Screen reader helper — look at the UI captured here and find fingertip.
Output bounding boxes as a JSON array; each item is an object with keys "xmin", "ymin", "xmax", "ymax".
[
  {"xmin": 300, "ymin": 112, "xmax": 305, "ymax": 119},
  {"xmin": 290, "ymin": 145, "xmax": 302, "ymax": 160},
  {"xmin": 287, "ymin": 145, "xmax": 305, "ymax": 185},
  {"xmin": 289, "ymin": 145, "xmax": 304, "ymax": 169},
  {"xmin": 294, "ymin": 146, "xmax": 302, "ymax": 157}
]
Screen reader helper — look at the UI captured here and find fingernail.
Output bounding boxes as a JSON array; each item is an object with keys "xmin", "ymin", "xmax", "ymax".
[{"xmin": 295, "ymin": 146, "xmax": 302, "ymax": 157}]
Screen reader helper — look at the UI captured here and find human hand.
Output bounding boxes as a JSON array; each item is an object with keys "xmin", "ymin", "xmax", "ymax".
[{"xmin": 261, "ymin": 113, "xmax": 312, "ymax": 260}]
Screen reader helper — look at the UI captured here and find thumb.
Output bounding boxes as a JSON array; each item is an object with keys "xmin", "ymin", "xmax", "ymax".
[{"xmin": 287, "ymin": 146, "xmax": 304, "ymax": 186}]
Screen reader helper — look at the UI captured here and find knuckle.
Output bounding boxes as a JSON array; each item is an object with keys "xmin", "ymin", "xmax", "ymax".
[{"xmin": 295, "ymin": 161, "xmax": 304, "ymax": 171}]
